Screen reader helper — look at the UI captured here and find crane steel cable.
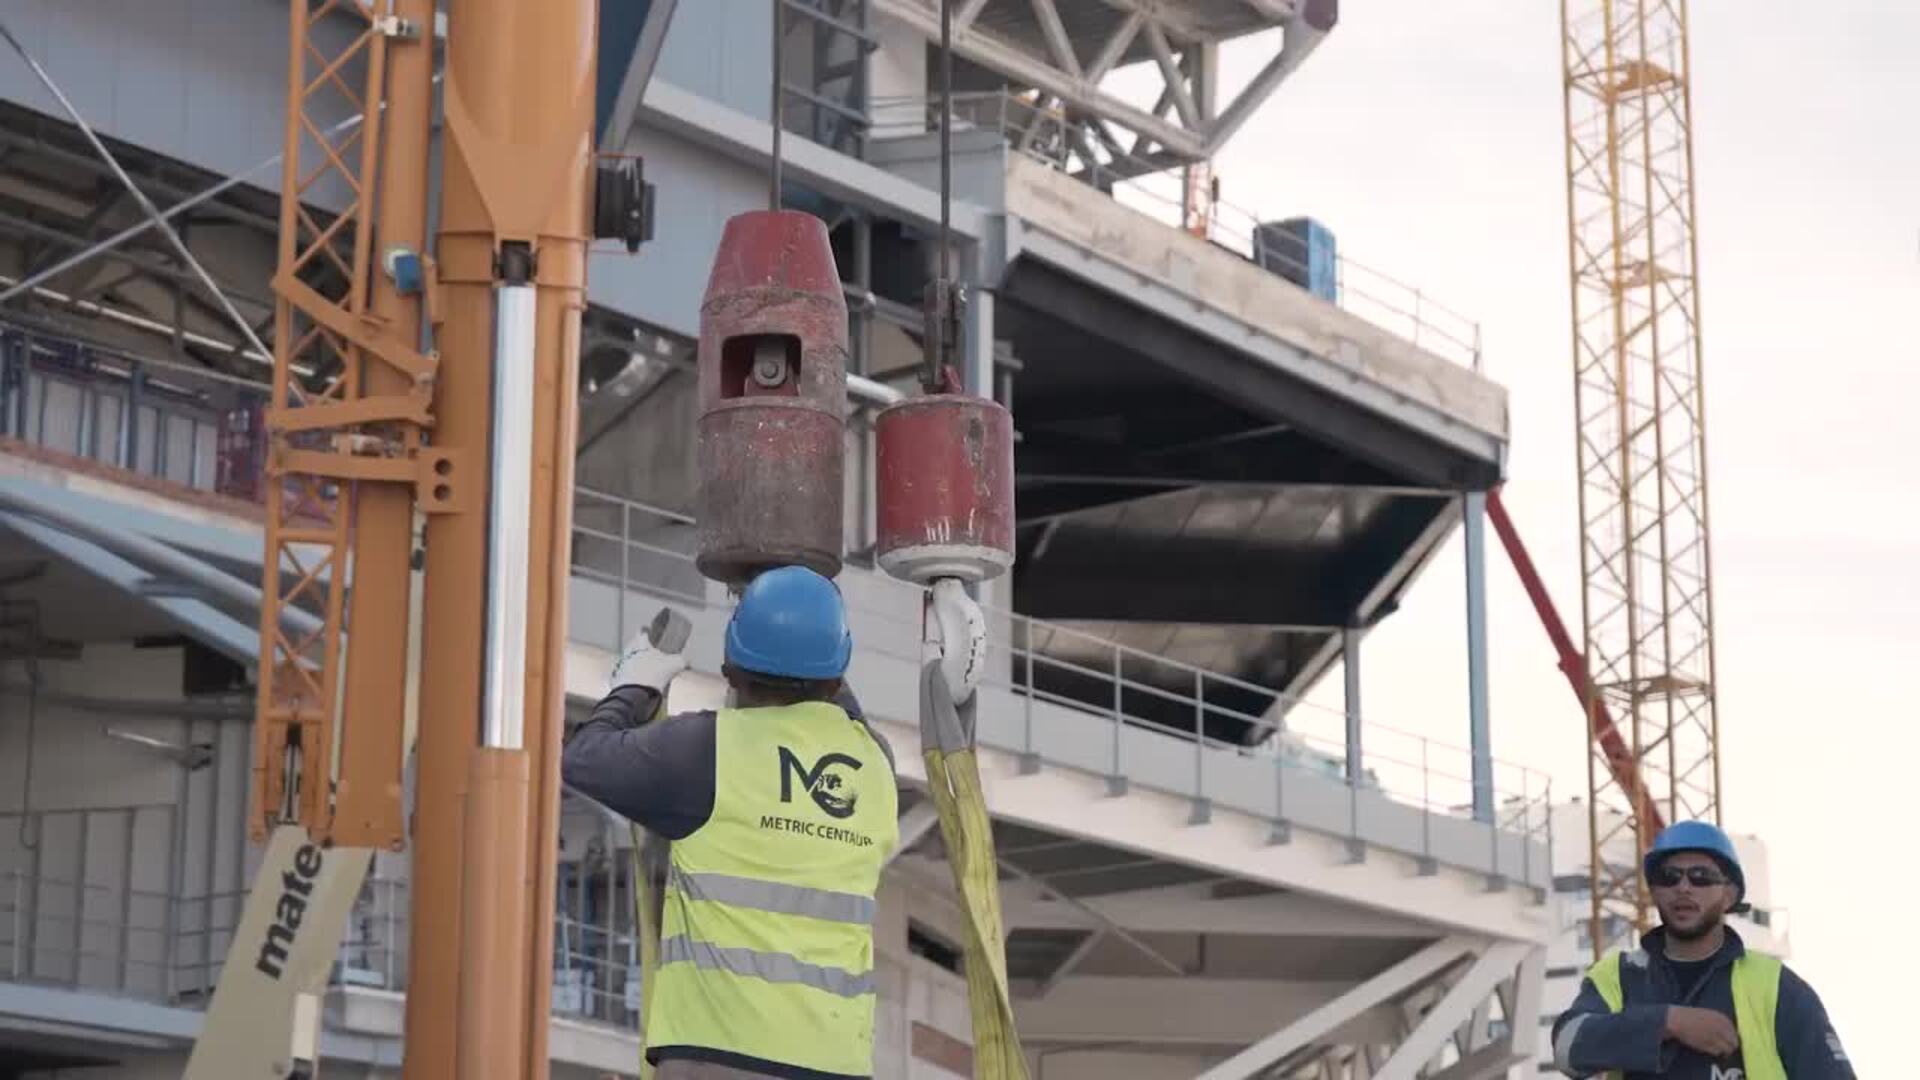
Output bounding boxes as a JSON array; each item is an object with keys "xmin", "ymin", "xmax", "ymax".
[
  {"xmin": 771, "ymin": 0, "xmax": 784, "ymax": 210},
  {"xmin": 916, "ymin": 3, "xmax": 1029, "ymax": 1075}
]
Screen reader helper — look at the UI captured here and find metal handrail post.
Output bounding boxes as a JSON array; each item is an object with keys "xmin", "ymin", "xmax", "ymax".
[
  {"xmin": 1021, "ymin": 616, "xmax": 1037, "ymax": 772},
  {"xmin": 1421, "ymin": 737, "xmax": 1432, "ymax": 864},
  {"xmin": 10, "ymin": 870, "xmax": 23, "ymax": 979},
  {"xmin": 618, "ymin": 498, "xmax": 631, "ymax": 648},
  {"xmin": 1108, "ymin": 646, "xmax": 1125, "ymax": 795},
  {"xmin": 117, "ymin": 809, "xmax": 134, "ymax": 992},
  {"xmin": 1192, "ymin": 669, "xmax": 1204, "ymax": 800},
  {"xmin": 1521, "ymin": 769, "xmax": 1532, "ymax": 886}
]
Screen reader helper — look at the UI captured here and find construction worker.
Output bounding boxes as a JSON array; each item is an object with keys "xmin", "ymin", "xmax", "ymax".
[
  {"xmin": 562, "ymin": 565, "xmax": 899, "ymax": 1080},
  {"xmin": 1550, "ymin": 821, "xmax": 1853, "ymax": 1079}
]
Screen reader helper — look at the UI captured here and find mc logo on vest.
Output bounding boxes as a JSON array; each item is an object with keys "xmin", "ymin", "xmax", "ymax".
[{"xmin": 779, "ymin": 746, "xmax": 863, "ymax": 819}]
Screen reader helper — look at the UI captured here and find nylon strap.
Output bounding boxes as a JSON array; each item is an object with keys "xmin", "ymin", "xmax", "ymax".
[
  {"xmin": 924, "ymin": 746, "xmax": 1027, "ymax": 1078},
  {"xmin": 921, "ymin": 658, "xmax": 1029, "ymax": 1079}
]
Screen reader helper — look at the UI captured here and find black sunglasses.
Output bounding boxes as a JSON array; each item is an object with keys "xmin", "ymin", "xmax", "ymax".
[{"xmin": 1651, "ymin": 866, "xmax": 1729, "ymax": 889}]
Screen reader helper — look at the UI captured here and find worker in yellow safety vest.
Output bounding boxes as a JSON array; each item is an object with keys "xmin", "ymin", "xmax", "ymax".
[
  {"xmin": 563, "ymin": 565, "xmax": 899, "ymax": 1080},
  {"xmin": 1549, "ymin": 821, "xmax": 1853, "ymax": 1079}
]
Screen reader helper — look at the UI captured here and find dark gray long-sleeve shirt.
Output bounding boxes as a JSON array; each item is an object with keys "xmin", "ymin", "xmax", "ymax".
[
  {"xmin": 561, "ymin": 683, "xmax": 894, "ymax": 840},
  {"xmin": 1550, "ymin": 927, "xmax": 1854, "ymax": 1079}
]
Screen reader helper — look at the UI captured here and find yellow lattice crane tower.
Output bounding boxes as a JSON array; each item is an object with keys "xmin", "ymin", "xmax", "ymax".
[{"xmin": 1558, "ymin": 0, "xmax": 1721, "ymax": 956}]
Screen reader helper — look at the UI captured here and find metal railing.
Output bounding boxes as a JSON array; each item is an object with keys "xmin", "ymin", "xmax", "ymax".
[
  {"xmin": 2, "ymin": 802, "xmax": 650, "ymax": 1033},
  {"xmin": 867, "ymin": 92, "xmax": 1484, "ymax": 371},
  {"xmin": 0, "ymin": 805, "xmax": 244, "ymax": 1003},
  {"xmin": 569, "ymin": 489, "xmax": 1554, "ymax": 882},
  {"xmin": 0, "ymin": 321, "xmax": 273, "ymax": 500}
]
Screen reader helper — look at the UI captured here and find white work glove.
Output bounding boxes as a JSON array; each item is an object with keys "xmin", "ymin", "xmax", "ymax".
[{"xmin": 606, "ymin": 629, "xmax": 688, "ymax": 696}]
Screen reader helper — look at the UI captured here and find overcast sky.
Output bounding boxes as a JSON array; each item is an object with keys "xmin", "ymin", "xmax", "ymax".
[{"xmin": 1195, "ymin": 1, "xmax": 1917, "ymax": 1071}]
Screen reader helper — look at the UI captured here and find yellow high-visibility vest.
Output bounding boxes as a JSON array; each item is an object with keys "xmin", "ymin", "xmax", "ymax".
[
  {"xmin": 645, "ymin": 701, "xmax": 898, "ymax": 1077},
  {"xmin": 1587, "ymin": 949, "xmax": 1785, "ymax": 1080}
]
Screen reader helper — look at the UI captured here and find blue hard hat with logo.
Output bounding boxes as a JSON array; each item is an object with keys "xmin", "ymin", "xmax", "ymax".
[
  {"xmin": 1644, "ymin": 820, "xmax": 1745, "ymax": 901},
  {"xmin": 724, "ymin": 565, "xmax": 853, "ymax": 680}
]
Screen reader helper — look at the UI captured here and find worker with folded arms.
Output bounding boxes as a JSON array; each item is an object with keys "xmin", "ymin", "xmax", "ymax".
[
  {"xmin": 1550, "ymin": 821, "xmax": 1853, "ymax": 1079},
  {"xmin": 563, "ymin": 565, "xmax": 899, "ymax": 1080}
]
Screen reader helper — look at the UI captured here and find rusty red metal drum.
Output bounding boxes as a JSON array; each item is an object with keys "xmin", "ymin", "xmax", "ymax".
[
  {"xmin": 874, "ymin": 393, "xmax": 1015, "ymax": 585},
  {"xmin": 694, "ymin": 210, "xmax": 849, "ymax": 585}
]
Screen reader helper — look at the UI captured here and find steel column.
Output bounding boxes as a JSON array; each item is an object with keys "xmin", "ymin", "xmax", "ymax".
[
  {"xmin": 333, "ymin": 0, "xmax": 435, "ymax": 851},
  {"xmin": 1343, "ymin": 625, "xmax": 1363, "ymax": 785},
  {"xmin": 417, "ymin": 0, "xmax": 599, "ymax": 1074},
  {"xmin": 1464, "ymin": 491, "xmax": 1492, "ymax": 823}
]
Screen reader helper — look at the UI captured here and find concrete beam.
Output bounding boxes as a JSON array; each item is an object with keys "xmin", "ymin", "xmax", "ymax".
[
  {"xmin": 636, "ymin": 79, "xmax": 986, "ymax": 241},
  {"xmin": 1002, "ymin": 157, "xmax": 1508, "ymax": 458},
  {"xmin": 1013, "ymin": 973, "xmax": 1408, "ymax": 1048},
  {"xmin": 999, "ymin": 881, "xmax": 1437, "ymax": 938}
]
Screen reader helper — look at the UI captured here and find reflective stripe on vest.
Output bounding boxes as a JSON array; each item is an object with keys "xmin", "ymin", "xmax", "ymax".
[
  {"xmin": 1587, "ymin": 948, "xmax": 1787, "ymax": 1080},
  {"xmin": 646, "ymin": 701, "xmax": 898, "ymax": 1078},
  {"xmin": 659, "ymin": 934, "xmax": 876, "ymax": 998},
  {"xmin": 669, "ymin": 866, "xmax": 876, "ymax": 926}
]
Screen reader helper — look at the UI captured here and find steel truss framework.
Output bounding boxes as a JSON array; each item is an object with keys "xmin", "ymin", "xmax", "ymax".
[
  {"xmin": 0, "ymin": 105, "xmax": 281, "ymax": 375},
  {"xmin": 1560, "ymin": 0, "xmax": 1719, "ymax": 949},
  {"xmin": 1199, "ymin": 936, "xmax": 1541, "ymax": 1080},
  {"xmin": 251, "ymin": 0, "xmax": 439, "ymax": 846},
  {"xmin": 867, "ymin": 0, "xmax": 1331, "ymax": 176},
  {"xmin": 888, "ymin": 816, "xmax": 1545, "ymax": 1080}
]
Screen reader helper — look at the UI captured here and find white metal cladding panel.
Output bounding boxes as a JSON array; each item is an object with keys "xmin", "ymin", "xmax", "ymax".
[
  {"xmin": 14, "ymin": 365, "xmax": 222, "ymax": 487},
  {"xmin": 95, "ymin": 393, "xmax": 124, "ymax": 467},
  {"xmin": 0, "ymin": 0, "xmax": 355, "ymax": 208},
  {"xmin": 162, "ymin": 412, "xmax": 195, "ymax": 486},
  {"xmin": 38, "ymin": 376, "xmax": 84, "ymax": 455},
  {"xmin": 652, "ymin": 0, "xmax": 774, "ymax": 124},
  {"xmin": 586, "ymin": 123, "xmax": 766, "ymax": 336},
  {"xmin": 135, "ymin": 404, "xmax": 159, "ymax": 474}
]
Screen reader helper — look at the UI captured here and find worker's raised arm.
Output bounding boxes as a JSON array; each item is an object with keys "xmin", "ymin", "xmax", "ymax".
[
  {"xmin": 1548, "ymin": 974, "xmax": 1670, "ymax": 1077},
  {"xmin": 562, "ymin": 692, "xmax": 717, "ymax": 840},
  {"xmin": 560, "ymin": 632, "xmax": 717, "ymax": 839}
]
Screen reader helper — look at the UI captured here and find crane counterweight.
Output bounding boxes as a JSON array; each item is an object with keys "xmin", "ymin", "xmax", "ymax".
[
  {"xmin": 874, "ymin": 393, "xmax": 1015, "ymax": 586},
  {"xmin": 695, "ymin": 210, "xmax": 850, "ymax": 585}
]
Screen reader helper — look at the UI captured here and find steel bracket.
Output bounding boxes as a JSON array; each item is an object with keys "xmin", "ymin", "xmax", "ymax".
[
  {"xmin": 271, "ymin": 445, "xmax": 470, "ymax": 514},
  {"xmin": 371, "ymin": 15, "xmax": 421, "ymax": 39},
  {"xmin": 267, "ymin": 389, "xmax": 434, "ymax": 434},
  {"xmin": 274, "ymin": 273, "xmax": 439, "ymax": 387}
]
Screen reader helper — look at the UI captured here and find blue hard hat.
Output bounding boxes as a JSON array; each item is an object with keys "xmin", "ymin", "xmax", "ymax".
[
  {"xmin": 724, "ymin": 566, "xmax": 853, "ymax": 681},
  {"xmin": 1645, "ymin": 820, "xmax": 1745, "ymax": 900}
]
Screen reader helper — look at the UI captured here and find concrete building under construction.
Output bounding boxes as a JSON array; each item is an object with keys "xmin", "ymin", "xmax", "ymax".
[{"xmin": 0, "ymin": 1, "xmax": 1559, "ymax": 1076}]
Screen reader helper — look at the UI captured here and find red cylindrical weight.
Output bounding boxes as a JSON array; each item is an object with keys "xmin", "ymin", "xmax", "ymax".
[
  {"xmin": 874, "ymin": 393, "xmax": 1015, "ymax": 585},
  {"xmin": 694, "ymin": 210, "xmax": 849, "ymax": 585}
]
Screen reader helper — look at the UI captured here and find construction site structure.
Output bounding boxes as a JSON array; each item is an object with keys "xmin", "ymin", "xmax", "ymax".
[
  {"xmin": 2, "ymin": 1, "xmax": 1563, "ymax": 1076},
  {"xmin": 1558, "ymin": 0, "xmax": 1722, "ymax": 950}
]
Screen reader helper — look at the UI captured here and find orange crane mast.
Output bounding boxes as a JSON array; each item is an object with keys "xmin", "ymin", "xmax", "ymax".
[
  {"xmin": 248, "ymin": 0, "xmax": 606, "ymax": 1074},
  {"xmin": 1558, "ymin": 0, "xmax": 1721, "ymax": 953}
]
